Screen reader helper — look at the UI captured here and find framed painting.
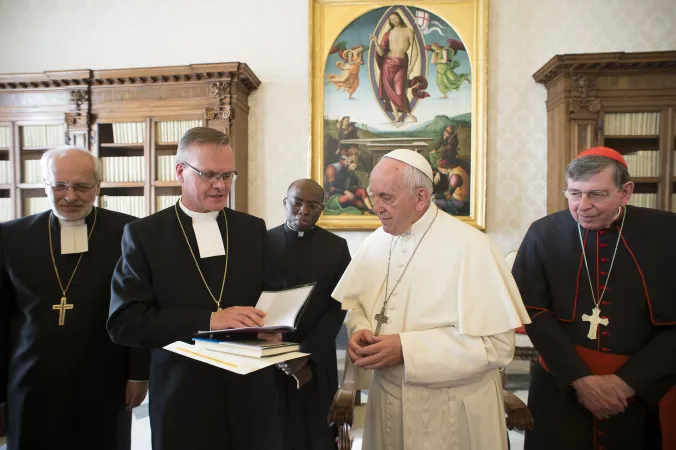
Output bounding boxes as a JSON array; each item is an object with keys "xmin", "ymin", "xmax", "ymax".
[{"xmin": 310, "ymin": 0, "xmax": 488, "ymax": 230}]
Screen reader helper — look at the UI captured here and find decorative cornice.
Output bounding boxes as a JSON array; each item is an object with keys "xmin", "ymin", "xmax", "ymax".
[
  {"xmin": 533, "ymin": 51, "xmax": 676, "ymax": 85},
  {"xmin": 0, "ymin": 70, "xmax": 92, "ymax": 91},
  {"xmin": 91, "ymin": 63, "xmax": 260, "ymax": 92}
]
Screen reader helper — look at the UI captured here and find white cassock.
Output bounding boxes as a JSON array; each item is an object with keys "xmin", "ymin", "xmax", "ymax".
[{"xmin": 332, "ymin": 204, "xmax": 530, "ymax": 450}]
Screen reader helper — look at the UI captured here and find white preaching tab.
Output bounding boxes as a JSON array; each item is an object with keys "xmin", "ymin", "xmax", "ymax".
[
  {"xmin": 179, "ymin": 200, "xmax": 225, "ymax": 258},
  {"xmin": 58, "ymin": 218, "xmax": 88, "ymax": 254}
]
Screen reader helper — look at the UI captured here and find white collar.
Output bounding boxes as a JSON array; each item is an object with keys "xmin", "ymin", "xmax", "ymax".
[
  {"xmin": 57, "ymin": 217, "xmax": 86, "ymax": 227},
  {"xmin": 286, "ymin": 221, "xmax": 308, "ymax": 237},
  {"xmin": 179, "ymin": 199, "xmax": 220, "ymax": 223},
  {"xmin": 401, "ymin": 203, "xmax": 437, "ymax": 239}
]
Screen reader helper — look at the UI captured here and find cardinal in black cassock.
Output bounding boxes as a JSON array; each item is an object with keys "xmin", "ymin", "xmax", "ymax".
[
  {"xmin": 512, "ymin": 147, "xmax": 676, "ymax": 450},
  {"xmin": 267, "ymin": 179, "xmax": 351, "ymax": 450},
  {"xmin": 0, "ymin": 149, "xmax": 150, "ymax": 450},
  {"xmin": 107, "ymin": 128, "xmax": 282, "ymax": 450}
]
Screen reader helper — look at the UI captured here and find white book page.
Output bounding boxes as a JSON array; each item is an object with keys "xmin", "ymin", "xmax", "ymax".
[{"xmin": 256, "ymin": 284, "xmax": 314, "ymax": 328}]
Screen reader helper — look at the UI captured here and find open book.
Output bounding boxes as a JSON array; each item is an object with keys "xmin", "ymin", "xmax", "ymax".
[{"xmin": 194, "ymin": 283, "xmax": 316, "ymax": 339}]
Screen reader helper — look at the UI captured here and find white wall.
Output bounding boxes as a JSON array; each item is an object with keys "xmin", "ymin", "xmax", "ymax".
[{"xmin": 1, "ymin": 0, "xmax": 674, "ymax": 254}]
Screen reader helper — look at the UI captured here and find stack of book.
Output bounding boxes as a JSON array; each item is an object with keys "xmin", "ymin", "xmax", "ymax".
[{"xmin": 193, "ymin": 338, "xmax": 300, "ymax": 358}]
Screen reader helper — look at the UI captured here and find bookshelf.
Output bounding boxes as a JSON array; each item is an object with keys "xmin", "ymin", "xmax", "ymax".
[
  {"xmin": 0, "ymin": 63, "xmax": 260, "ymax": 220},
  {"xmin": 533, "ymin": 51, "xmax": 676, "ymax": 214}
]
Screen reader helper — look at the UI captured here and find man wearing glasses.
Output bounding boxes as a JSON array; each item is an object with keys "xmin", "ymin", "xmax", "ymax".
[
  {"xmin": 107, "ymin": 127, "xmax": 282, "ymax": 450},
  {"xmin": 512, "ymin": 146, "xmax": 676, "ymax": 450},
  {"xmin": 0, "ymin": 147, "xmax": 149, "ymax": 449},
  {"xmin": 267, "ymin": 179, "xmax": 351, "ymax": 450}
]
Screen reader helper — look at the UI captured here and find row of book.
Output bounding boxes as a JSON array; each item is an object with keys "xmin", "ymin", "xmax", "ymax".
[
  {"xmin": 624, "ymin": 151, "xmax": 660, "ymax": 177},
  {"xmin": 21, "ymin": 125, "xmax": 65, "ymax": 148},
  {"xmin": 0, "ymin": 198, "xmax": 12, "ymax": 221},
  {"xmin": 157, "ymin": 155, "xmax": 178, "ymax": 181},
  {"xmin": 24, "ymin": 197, "xmax": 49, "ymax": 216},
  {"xmin": 157, "ymin": 120, "xmax": 202, "ymax": 144},
  {"xmin": 0, "ymin": 160, "xmax": 12, "ymax": 184},
  {"xmin": 23, "ymin": 160, "xmax": 43, "ymax": 184},
  {"xmin": 101, "ymin": 196, "xmax": 146, "ymax": 217},
  {"xmin": 100, "ymin": 156, "xmax": 145, "ymax": 183},
  {"xmin": 157, "ymin": 195, "xmax": 180, "ymax": 211},
  {"xmin": 628, "ymin": 193, "xmax": 658, "ymax": 209},
  {"xmin": 604, "ymin": 112, "xmax": 660, "ymax": 136},
  {"xmin": 0, "ymin": 127, "xmax": 10, "ymax": 148},
  {"xmin": 112, "ymin": 122, "xmax": 146, "ymax": 145}
]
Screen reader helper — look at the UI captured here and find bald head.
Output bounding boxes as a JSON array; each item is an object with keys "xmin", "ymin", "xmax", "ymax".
[{"xmin": 287, "ymin": 178, "xmax": 324, "ymax": 202}]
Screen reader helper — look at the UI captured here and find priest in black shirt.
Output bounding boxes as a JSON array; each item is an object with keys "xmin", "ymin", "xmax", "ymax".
[
  {"xmin": 268, "ymin": 179, "xmax": 351, "ymax": 450},
  {"xmin": 512, "ymin": 146, "xmax": 676, "ymax": 450},
  {"xmin": 0, "ymin": 147, "xmax": 149, "ymax": 450},
  {"xmin": 107, "ymin": 128, "xmax": 282, "ymax": 450}
]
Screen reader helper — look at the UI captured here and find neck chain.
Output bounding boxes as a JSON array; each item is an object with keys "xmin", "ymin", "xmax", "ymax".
[
  {"xmin": 175, "ymin": 202, "xmax": 228, "ymax": 311},
  {"xmin": 577, "ymin": 207, "xmax": 626, "ymax": 340},
  {"xmin": 48, "ymin": 207, "xmax": 97, "ymax": 326},
  {"xmin": 374, "ymin": 207, "xmax": 438, "ymax": 336}
]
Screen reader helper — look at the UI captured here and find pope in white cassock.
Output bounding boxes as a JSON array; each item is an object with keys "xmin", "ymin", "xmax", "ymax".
[{"xmin": 332, "ymin": 149, "xmax": 531, "ymax": 450}]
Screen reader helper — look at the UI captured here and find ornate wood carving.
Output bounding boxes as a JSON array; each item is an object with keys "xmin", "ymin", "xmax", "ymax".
[
  {"xmin": 205, "ymin": 81, "xmax": 234, "ymax": 127},
  {"xmin": 569, "ymin": 75, "xmax": 602, "ymax": 116}
]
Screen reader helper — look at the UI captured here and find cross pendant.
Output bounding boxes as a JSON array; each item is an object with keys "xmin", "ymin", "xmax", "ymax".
[
  {"xmin": 374, "ymin": 306, "xmax": 391, "ymax": 336},
  {"xmin": 52, "ymin": 296, "xmax": 74, "ymax": 326},
  {"xmin": 581, "ymin": 307, "xmax": 609, "ymax": 340}
]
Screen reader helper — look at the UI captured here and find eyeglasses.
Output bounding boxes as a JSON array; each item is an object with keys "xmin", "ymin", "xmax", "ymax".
[
  {"xmin": 181, "ymin": 162, "xmax": 238, "ymax": 183},
  {"xmin": 562, "ymin": 189, "xmax": 615, "ymax": 203},
  {"xmin": 47, "ymin": 182, "xmax": 97, "ymax": 194},
  {"xmin": 286, "ymin": 198, "xmax": 323, "ymax": 213}
]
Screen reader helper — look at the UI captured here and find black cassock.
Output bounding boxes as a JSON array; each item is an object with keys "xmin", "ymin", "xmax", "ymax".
[
  {"xmin": 107, "ymin": 206, "xmax": 282, "ymax": 450},
  {"xmin": 0, "ymin": 208, "xmax": 150, "ymax": 450},
  {"xmin": 512, "ymin": 206, "xmax": 676, "ymax": 450},
  {"xmin": 267, "ymin": 224, "xmax": 350, "ymax": 450}
]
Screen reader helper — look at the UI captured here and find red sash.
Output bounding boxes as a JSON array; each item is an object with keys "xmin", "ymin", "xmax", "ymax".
[{"xmin": 538, "ymin": 345, "xmax": 676, "ymax": 449}]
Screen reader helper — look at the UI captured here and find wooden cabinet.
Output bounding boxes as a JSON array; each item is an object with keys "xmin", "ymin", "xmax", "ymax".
[
  {"xmin": 0, "ymin": 63, "xmax": 259, "ymax": 220},
  {"xmin": 533, "ymin": 51, "xmax": 676, "ymax": 214}
]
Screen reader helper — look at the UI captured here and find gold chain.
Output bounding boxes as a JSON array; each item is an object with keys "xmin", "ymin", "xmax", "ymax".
[
  {"xmin": 174, "ymin": 202, "xmax": 228, "ymax": 310},
  {"xmin": 48, "ymin": 207, "xmax": 98, "ymax": 298}
]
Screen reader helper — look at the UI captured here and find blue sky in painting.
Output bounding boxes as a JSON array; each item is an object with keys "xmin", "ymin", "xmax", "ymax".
[{"xmin": 323, "ymin": 6, "xmax": 472, "ymax": 130}]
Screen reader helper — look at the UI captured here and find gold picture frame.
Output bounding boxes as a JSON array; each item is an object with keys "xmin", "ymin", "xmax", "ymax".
[{"xmin": 310, "ymin": 0, "xmax": 488, "ymax": 230}]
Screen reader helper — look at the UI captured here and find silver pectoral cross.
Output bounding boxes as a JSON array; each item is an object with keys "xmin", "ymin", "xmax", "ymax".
[
  {"xmin": 582, "ymin": 307, "xmax": 609, "ymax": 340},
  {"xmin": 374, "ymin": 306, "xmax": 391, "ymax": 336}
]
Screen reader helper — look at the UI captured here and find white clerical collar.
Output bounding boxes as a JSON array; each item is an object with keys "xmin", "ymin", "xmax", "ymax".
[
  {"xmin": 179, "ymin": 199, "xmax": 225, "ymax": 258},
  {"xmin": 286, "ymin": 222, "xmax": 307, "ymax": 237},
  {"xmin": 401, "ymin": 203, "xmax": 437, "ymax": 239},
  {"xmin": 58, "ymin": 217, "xmax": 88, "ymax": 254}
]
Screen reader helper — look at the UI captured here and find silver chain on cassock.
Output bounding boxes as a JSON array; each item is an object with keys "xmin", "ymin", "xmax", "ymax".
[{"xmin": 374, "ymin": 207, "xmax": 439, "ymax": 336}]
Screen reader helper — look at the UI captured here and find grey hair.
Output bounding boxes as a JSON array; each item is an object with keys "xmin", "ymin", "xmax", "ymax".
[
  {"xmin": 175, "ymin": 127, "xmax": 230, "ymax": 163},
  {"xmin": 566, "ymin": 156, "xmax": 630, "ymax": 188},
  {"xmin": 40, "ymin": 146, "xmax": 103, "ymax": 184},
  {"xmin": 401, "ymin": 164, "xmax": 433, "ymax": 195}
]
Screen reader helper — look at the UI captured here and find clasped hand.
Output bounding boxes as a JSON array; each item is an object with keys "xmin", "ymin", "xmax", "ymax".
[
  {"xmin": 209, "ymin": 306, "xmax": 281, "ymax": 342},
  {"xmin": 347, "ymin": 329, "xmax": 403, "ymax": 370},
  {"xmin": 572, "ymin": 375, "xmax": 635, "ymax": 420}
]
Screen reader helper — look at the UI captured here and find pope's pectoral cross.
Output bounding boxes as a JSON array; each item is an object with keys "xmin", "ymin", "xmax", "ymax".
[
  {"xmin": 374, "ymin": 306, "xmax": 391, "ymax": 336},
  {"xmin": 53, "ymin": 296, "xmax": 74, "ymax": 326},
  {"xmin": 582, "ymin": 307, "xmax": 608, "ymax": 340}
]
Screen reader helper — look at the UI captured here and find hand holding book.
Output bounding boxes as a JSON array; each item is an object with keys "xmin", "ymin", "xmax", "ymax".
[{"xmin": 209, "ymin": 306, "xmax": 267, "ymax": 330}]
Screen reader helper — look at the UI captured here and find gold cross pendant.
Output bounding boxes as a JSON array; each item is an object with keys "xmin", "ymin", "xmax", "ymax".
[{"xmin": 53, "ymin": 296, "xmax": 74, "ymax": 326}]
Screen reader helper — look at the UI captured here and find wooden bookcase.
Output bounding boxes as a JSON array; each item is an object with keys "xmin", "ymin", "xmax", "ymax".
[
  {"xmin": 533, "ymin": 51, "xmax": 676, "ymax": 214},
  {"xmin": 0, "ymin": 63, "xmax": 260, "ymax": 220}
]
